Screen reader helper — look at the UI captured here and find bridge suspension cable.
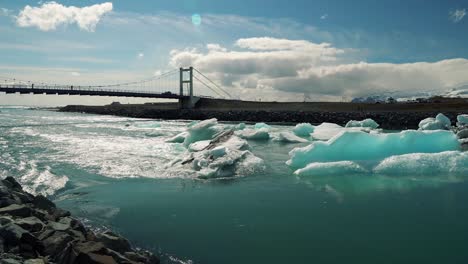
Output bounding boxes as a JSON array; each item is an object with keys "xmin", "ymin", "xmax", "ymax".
[{"xmin": 193, "ymin": 68, "xmax": 232, "ymax": 99}]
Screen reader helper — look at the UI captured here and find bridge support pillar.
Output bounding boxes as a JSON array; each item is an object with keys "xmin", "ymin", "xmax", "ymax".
[
  {"xmin": 179, "ymin": 67, "xmax": 198, "ymax": 109},
  {"xmin": 179, "ymin": 96, "xmax": 200, "ymax": 109}
]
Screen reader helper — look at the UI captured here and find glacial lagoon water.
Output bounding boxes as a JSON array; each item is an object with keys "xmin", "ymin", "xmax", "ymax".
[{"xmin": 1, "ymin": 106, "xmax": 468, "ymax": 264}]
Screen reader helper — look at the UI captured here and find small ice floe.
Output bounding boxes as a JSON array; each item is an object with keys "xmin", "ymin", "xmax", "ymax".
[
  {"xmin": 419, "ymin": 113, "xmax": 451, "ymax": 130},
  {"xmin": 183, "ymin": 118, "xmax": 221, "ymax": 146},
  {"xmin": 345, "ymin": 118, "xmax": 379, "ymax": 129},
  {"xmin": 273, "ymin": 132, "xmax": 309, "ymax": 143},
  {"xmin": 236, "ymin": 128, "xmax": 270, "ymax": 140},
  {"xmin": 254, "ymin": 123, "xmax": 272, "ymax": 129},
  {"xmin": 457, "ymin": 114, "xmax": 468, "ymax": 126},
  {"xmin": 169, "ymin": 119, "xmax": 265, "ymax": 179},
  {"xmin": 166, "ymin": 132, "xmax": 189, "ymax": 143},
  {"xmin": 294, "ymin": 161, "xmax": 367, "ymax": 176},
  {"xmin": 310, "ymin": 122, "xmax": 373, "ymax": 141},
  {"xmin": 293, "ymin": 123, "xmax": 315, "ymax": 138}
]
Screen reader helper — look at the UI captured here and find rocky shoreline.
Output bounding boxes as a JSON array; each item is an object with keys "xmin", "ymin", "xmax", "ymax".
[
  {"xmin": 59, "ymin": 104, "xmax": 466, "ymax": 130},
  {"xmin": 0, "ymin": 177, "xmax": 159, "ymax": 264}
]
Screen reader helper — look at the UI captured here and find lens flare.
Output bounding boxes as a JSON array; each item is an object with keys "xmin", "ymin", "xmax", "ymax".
[{"xmin": 191, "ymin": 13, "xmax": 201, "ymax": 26}]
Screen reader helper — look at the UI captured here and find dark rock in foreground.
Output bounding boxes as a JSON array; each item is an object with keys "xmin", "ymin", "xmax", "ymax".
[{"xmin": 0, "ymin": 177, "xmax": 159, "ymax": 264}]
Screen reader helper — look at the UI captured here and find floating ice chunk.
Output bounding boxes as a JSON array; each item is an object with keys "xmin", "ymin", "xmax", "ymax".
[
  {"xmin": 166, "ymin": 132, "xmax": 189, "ymax": 143},
  {"xmin": 183, "ymin": 118, "xmax": 220, "ymax": 146},
  {"xmin": 223, "ymin": 135, "xmax": 250, "ymax": 150},
  {"xmin": 294, "ymin": 161, "xmax": 367, "ymax": 176},
  {"xmin": 345, "ymin": 118, "xmax": 379, "ymax": 129},
  {"xmin": 236, "ymin": 128, "xmax": 270, "ymax": 140},
  {"xmin": 254, "ymin": 123, "xmax": 271, "ymax": 130},
  {"xmin": 293, "ymin": 123, "xmax": 315, "ymax": 137},
  {"xmin": 310, "ymin": 123, "xmax": 344, "ymax": 141},
  {"xmin": 210, "ymin": 146, "xmax": 227, "ymax": 158},
  {"xmin": 374, "ymin": 151, "xmax": 468, "ymax": 176},
  {"xmin": 235, "ymin": 123, "xmax": 246, "ymax": 130},
  {"xmin": 274, "ymin": 132, "xmax": 309, "ymax": 143},
  {"xmin": 311, "ymin": 123, "xmax": 370, "ymax": 141},
  {"xmin": 190, "ymin": 135, "xmax": 264, "ymax": 179},
  {"xmin": 419, "ymin": 113, "xmax": 451, "ymax": 130},
  {"xmin": 188, "ymin": 140, "xmax": 211, "ymax": 152},
  {"xmin": 457, "ymin": 114, "xmax": 468, "ymax": 125},
  {"xmin": 436, "ymin": 113, "xmax": 451, "ymax": 127},
  {"xmin": 287, "ymin": 130, "xmax": 460, "ymax": 169}
]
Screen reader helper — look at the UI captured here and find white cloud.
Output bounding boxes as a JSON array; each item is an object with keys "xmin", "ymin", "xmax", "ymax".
[
  {"xmin": 137, "ymin": 52, "xmax": 144, "ymax": 59},
  {"xmin": 169, "ymin": 37, "xmax": 468, "ymax": 101},
  {"xmin": 16, "ymin": 1, "xmax": 113, "ymax": 32},
  {"xmin": 449, "ymin": 8, "xmax": 466, "ymax": 23},
  {"xmin": 71, "ymin": 71, "xmax": 80, "ymax": 76},
  {"xmin": 320, "ymin": 14, "xmax": 328, "ymax": 20},
  {"xmin": 1, "ymin": 8, "xmax": 12, "ymax": 17}
]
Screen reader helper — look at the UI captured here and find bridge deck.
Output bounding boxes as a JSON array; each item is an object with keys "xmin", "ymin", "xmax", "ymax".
[{"xmin": 0, "ymin": 86, "xmax": 183, "ymax": 99}]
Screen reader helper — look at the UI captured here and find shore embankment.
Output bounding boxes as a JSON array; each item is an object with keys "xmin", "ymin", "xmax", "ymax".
[
  {"xmin": 59, "ymin": 98, "xmax": 468, "ymax": 130},
  {"xmin": 0, "ymin": 176, "xmax": 159, "ymax": 264}
]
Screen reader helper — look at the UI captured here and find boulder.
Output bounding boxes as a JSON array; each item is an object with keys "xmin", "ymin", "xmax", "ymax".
[
  {"xmin": 96, "ymin": 231, "xmax": 131, "ymax": 254},
  {"xmin": 15, "ymin": 216, "xmax": 45, "ymax": 232},
  {"xmin": 48, "ymin": 221, "xmax": 70, "ymax": 232},
  {"xmin": 0, "ymin": 204, "xmax": 32, "ymax": 217},
  {"xmin": 0, "ymin": 198, "xmax": 18, "ymax": 208},
  {"xmin": 75, "ymin": 252, "xmax": 117, "ymax": 264},
  {"xmin": 24, "ymin": 259, "xmax": 45, "ymax": 264},
  {"xmin": 11, "ymin": 191, "xmax": 34, "ymax": 204},
  {"xmin": 32, "ymin": 195, "xmax": 56, "ymax": 211},
  {"xmin": 1, "ymin": 177, "xmax": 22, "ymax": 191},
  {"xmin": 0, "ymin": 223, "xmax": 28, "ymax": 245},
  {"xmin": 0, "ymin": 259, "xmax": 23, "ymax": 264},
  {"xmin": 42, "ymin": 231, "xmax": 74, "ymax": 257}
]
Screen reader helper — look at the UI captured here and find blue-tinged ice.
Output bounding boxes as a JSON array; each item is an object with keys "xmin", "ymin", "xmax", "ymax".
[
  {"xmin": 274, "ymin": 132, "xmax": 309, "ymax": 143},
  {"xmin": 166, "ymin": 132, "xmax": 189, "ymax": 143},
  {"xmin": 345, "ymin": 118, "xmax": 379, "ymax": 129},
  {"xmin": 294, "ymin": 161, "xmax": 367, "ymax": 176},
  {"xmin": 458, "ymin": 114, "xmax": 468, "ymax": 125},
  {"xmin": 287, "ymin": 130, "xmax": 460, "ymax": 169},
  {"xmin": 236, "ymin": 128, "xmax": 270, "ymax": 140},
  {"xmin": 419, "ymin": 113, "xmax": 451, "ymax": 130},
  {"xmin": 183, "ymin": 118, "xmax": 220, "ymax": 146},
  {"xmin": 311, "ymin": 122, "xmax": 374, "ymax": 141},
  {"xmin": 373, "ymin": 151, "xmax": 468, "ymax": 176},
  {"xmin": 293, "ymin": 123, "xmax": 315, "ymax": 137},
  {"xmin": 254, "ymin": 123, "xmax": 271, "ymax": 129}
]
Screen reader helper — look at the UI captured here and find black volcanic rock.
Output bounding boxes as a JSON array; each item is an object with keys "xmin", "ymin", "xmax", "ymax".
[{"xmin": 0, "ymin": 177, "xmax": 160, "ymax": 264}]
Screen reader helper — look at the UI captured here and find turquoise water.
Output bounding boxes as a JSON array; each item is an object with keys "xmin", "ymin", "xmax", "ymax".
[{"xmin": 1, "ymin": 106, "xmax": 468, "ymax": 264}]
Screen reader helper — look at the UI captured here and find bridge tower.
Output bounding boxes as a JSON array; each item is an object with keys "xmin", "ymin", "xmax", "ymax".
[{"xmin": 179, "ymin": 67, "xmax": 200, "ymax": 109}]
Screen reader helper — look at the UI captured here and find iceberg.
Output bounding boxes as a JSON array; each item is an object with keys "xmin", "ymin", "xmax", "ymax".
[
  {"xmin": 183, "ymin": 118, "xmax": 220, "ymax": 146},
  {"xmin": 235, "ymin": 123, "xmax": 246, "ymax": 131},
  {"xmin": 236, "ymin": 129, "xmax": 270, "ymax": 140},
  {"xmin": 310, "ymin": 122, "xmax": 373, "ymax": 141},
  {"xmin": 287, "ymin": 130, "xmax": 460, "ymax": 169},
  {"xmin": 274, "ymin": 132, "xmax": 309, "ymax": 143},
  {"xmin": 254, "ymin": 123, "xmax": 272, "ymax": 129},
  {"xmin": 345, "ymin": 118, "xmax": 379, "ymax": 129},
  {"xmin": 418, "ymin": 113, "xmax": 451, "ymax": 130},
  {"xmin": 374, "ymin": 151, "xmax": 468, "ymax": 176},
  {"xmin": 294, "ymin": 161, "xmax": 367, "ymax": 176},
  {"xmin": 293, "ymin": 123, "xmax": 315, "ymax": 137},
  {"xmin": 457, "ymin": 114, "xmax": 468, "ymax": 125},
  {"xmin": 166, "ymin": 132, "xmax": 189, "ymax": 143}
]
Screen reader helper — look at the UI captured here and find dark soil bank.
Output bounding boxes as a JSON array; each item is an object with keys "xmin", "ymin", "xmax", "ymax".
[
  {"xmin": 60, "ymin": 98, "xmax": 468, "ymax": 130},
  {"xmin": 0, "ymin": 177, "xmax": 160, "ymax": 264}
]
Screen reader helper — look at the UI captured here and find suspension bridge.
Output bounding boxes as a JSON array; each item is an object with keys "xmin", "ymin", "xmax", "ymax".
[{"xmin": 0, "ymin": 67, "xmax": 232, "ymax": 108}]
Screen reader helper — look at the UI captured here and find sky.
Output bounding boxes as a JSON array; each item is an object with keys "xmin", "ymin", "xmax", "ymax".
[{"xmin": 0, "ymin": 0, "xmax": 468, "ymax": 105}]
